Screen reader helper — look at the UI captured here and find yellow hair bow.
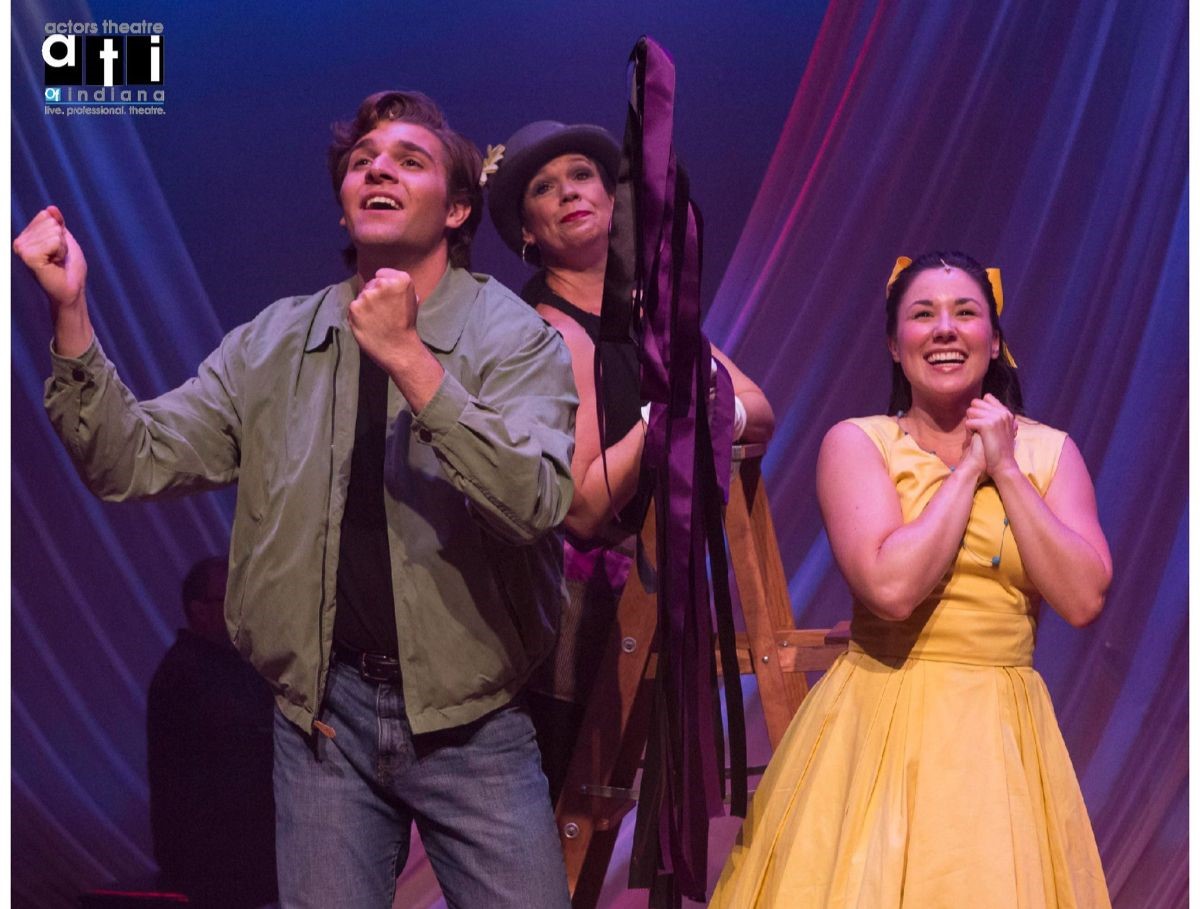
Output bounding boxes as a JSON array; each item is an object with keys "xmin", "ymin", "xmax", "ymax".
[
  {"xmin": 886, "ymin": 256, "xmax": 912, "ymax": 294},
  {"xmin": 886, "ymin": 256, "xmax": 1016, "ymax": 368}
]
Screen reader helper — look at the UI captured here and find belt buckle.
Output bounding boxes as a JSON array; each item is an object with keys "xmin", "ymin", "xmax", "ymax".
[{"xmin": 359, "ymin": 652, "xmax": 397, "ymax": 684}]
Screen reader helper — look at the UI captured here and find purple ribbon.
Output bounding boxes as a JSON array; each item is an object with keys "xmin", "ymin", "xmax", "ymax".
[{"xmin": 607, "ymin": 36, "xmax": 746, "ymax": 906}]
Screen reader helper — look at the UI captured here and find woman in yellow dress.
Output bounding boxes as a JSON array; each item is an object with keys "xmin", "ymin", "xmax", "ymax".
[{"xmin": 711, "ymin": 251, "xmax": 1112, "ymax": 907}]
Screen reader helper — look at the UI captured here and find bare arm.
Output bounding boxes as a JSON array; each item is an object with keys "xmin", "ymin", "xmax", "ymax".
[
  {"xmin": 542, "ymin": 306, "xmax": 644, "ymax": 541},
  {"xmin": 968, "ymin": 397, "xmax": 1111, "ymax": 626},
  {"xmin": 570, "ymin": 422, "xmax": 645, "ymax": 540},
  {"xmin": 817, "ymin": 421, "xmax": 986, "ymax": 620},
  {"xmin": 712, "ymin": 346, "xmax": 774, "ymax": 443}
]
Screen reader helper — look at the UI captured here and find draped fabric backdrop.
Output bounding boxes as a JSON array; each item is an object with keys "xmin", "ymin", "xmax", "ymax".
[
  {"xmin": 10, "ymin": 0, "xmax": 1185, "ymax": 907},
  {"xmin": 698, "ymin": 0, "xmax": 1187, "ymax": 906}
]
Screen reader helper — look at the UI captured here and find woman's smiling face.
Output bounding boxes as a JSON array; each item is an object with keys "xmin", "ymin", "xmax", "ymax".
[
  {"xmin": 520, "ymin": 153, "xmax": 614, "ymax": 267},
  {"xmin": 889, "ymin": 266, "xmax": 1000, "ymax": 405}
]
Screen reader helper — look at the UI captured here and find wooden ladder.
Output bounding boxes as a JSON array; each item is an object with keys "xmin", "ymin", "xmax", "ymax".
[{"xmin": 554, "ymin": 444, "xmax": 849, "ymax": 907}]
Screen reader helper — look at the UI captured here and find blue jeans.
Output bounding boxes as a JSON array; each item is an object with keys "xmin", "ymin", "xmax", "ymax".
[{"xmin": 273, "ymin": 661, "xmax": 570, "ymax": 909}]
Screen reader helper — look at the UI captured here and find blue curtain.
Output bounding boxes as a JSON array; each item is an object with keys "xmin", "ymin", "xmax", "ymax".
[
  {"xmin": 11, "ymin": 0, "xmax": 1185, "ymax": 906},
  {"xmin": 12, "ymin": 2, "xmax": 237, "ymax": 904}
]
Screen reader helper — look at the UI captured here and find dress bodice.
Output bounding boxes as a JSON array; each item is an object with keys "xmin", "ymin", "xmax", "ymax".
[{"xmin": 844, "ymin": 415, "xmax": 1066, "ymax": 667}]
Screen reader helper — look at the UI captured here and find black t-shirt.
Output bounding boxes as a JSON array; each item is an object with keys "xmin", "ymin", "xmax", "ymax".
[{"xmin": 333, "ymin": 353, "xmax": 399, "ymax": 656}]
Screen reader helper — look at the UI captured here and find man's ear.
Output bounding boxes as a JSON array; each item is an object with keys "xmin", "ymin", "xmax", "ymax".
[{"xmin": 445, "ymin": 199, "xmax": 470, "ymax": 230}]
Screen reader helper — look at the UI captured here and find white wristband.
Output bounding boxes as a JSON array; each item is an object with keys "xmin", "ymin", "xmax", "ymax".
[{"xmin": 733, "ymin": 396, "xmax": 747, "ymax": 440}]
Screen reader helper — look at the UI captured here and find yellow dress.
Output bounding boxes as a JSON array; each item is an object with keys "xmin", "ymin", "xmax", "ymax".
[{"xmin": 711, "ymin": 416, "xmax": 1110, "ymax": 908}]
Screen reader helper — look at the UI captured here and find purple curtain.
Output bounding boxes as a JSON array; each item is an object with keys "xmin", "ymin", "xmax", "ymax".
[{"xmin": 699, "ymin": 1, "xmax": 1187, "ymax": 906}]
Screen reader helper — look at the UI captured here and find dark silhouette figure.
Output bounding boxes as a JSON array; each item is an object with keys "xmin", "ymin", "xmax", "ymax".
[{"xmin": 147, "ymin": 557, "xmax": 277, "ymax": 908}]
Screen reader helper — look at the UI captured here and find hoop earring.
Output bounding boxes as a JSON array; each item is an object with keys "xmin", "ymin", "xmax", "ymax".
[{"xmin": 521, "ymin": 241, "xmax": 531, "ymax": 265}]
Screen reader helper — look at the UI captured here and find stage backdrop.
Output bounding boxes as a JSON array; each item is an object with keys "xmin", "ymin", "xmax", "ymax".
[{"xmin": 10, "ymin": 0, "xmax": 1185, "ymax": 907}]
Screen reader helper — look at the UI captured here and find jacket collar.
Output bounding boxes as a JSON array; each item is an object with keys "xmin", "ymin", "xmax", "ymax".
[
  {"xmin": 304, "ymin": 268, "xmax": 480, "ymax": 354},
  {"xmin": 304, "ymin": 279, "xmax": 355, "ymax": 352},
  {"xmin": 415, "ymin": 266, "xmax": 482, "ymax": 352}
]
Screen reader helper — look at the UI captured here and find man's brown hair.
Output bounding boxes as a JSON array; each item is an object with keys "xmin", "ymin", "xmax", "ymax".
[{"xmin": 329, "ymin": 91, "xmax": 483, "ymax": 269}]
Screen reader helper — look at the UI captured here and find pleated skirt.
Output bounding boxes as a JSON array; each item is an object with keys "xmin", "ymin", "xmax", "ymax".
[{"xmin": 710, "ymin": 648, "xmax": 1110, "ymax": 908}]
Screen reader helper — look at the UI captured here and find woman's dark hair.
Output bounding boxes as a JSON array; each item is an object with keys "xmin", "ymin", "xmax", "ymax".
[
  {"xmin": 328, "ymin": 90, "xmax": 483, "ymax": 270},
  {"xmin": 520, "ymin": 154, "xmax": 616, "ymax": 270},
  {"xmin": 885, "ymin": 250, "xmax": 1024, "ymax": 414}
]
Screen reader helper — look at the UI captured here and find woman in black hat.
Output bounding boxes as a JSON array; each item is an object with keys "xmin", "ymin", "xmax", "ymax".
[{"xmin": 487, "ymin": 121, "xmax": 774, "ymax": 801}]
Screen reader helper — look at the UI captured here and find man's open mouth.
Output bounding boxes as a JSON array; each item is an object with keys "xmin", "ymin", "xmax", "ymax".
[{"xmin": 364, "ymin": 196, "xmax": 401, "ymax": 210}]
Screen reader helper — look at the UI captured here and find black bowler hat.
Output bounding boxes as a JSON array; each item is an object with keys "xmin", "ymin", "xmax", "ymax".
[{"xmin": 486, "ymin": 120, "xmax": 620, "ymax": 256}]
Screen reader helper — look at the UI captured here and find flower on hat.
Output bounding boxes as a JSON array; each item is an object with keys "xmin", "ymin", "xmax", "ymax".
[{"xmin": 479, "ymin": 144, "xmax": 505, "ymax": 187}]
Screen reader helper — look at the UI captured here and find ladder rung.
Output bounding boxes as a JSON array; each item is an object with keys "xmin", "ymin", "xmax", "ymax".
[
  {"xmin": 576, "ymin": 763, "xmax": 771, "ymax": 804},
  {"xmin": 579, "ymin": 783, "xmax": 638, "ymax": 801}
]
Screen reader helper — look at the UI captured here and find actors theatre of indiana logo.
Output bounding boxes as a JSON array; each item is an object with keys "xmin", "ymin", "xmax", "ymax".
[{"xmin": 42, "ymin": 19, "xmax": 166, "ymax": 116}]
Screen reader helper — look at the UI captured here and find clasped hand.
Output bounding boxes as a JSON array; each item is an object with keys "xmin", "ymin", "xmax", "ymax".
[
  {"xmin": 964, "ymin": 393, "xmax": 1018, "ymax": 477},
  {"xmin": 348, "ymin": 269, "xmax": 421, "ymax": 373}
]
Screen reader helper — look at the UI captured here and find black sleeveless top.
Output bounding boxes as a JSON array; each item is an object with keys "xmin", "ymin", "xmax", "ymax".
[{"xmin": 520, "ymin": 273, "xmax": 641, "ymax": 447}]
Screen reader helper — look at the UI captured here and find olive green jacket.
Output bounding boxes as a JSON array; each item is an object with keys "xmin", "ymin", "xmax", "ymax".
[{"xmin": 45, "ymin": 268, "xmax": 577, "ymax": 734}]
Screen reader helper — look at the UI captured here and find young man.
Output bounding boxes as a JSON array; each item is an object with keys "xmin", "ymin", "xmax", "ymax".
[{"xmin": 15, "ymin": 91, "xmax": 576, "ymax": 908}]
